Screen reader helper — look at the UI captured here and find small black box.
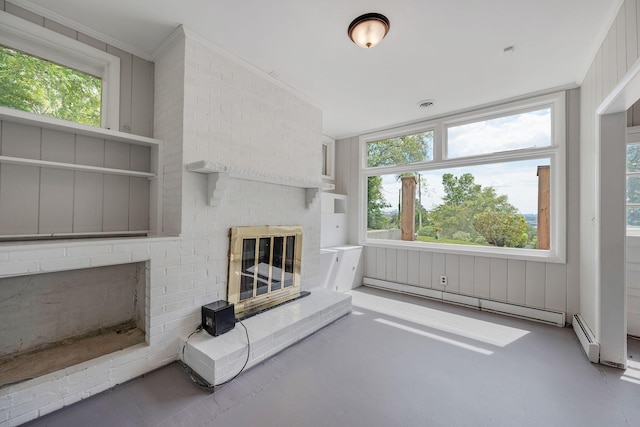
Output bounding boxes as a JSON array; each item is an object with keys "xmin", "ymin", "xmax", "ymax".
[{"xmin": 201, "ymin": 300, "xmax": 235, "ymax": 336}]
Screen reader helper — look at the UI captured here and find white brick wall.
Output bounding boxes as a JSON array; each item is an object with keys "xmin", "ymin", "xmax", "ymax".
[{"xmin": 1, "ymin": 27, "xmax": 324, "ymax": 427}]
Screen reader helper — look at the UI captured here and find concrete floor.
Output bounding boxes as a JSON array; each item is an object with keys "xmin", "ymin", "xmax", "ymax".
[{"xmin": 25, "ymin": 287, "xmax": 640, "ymax": 427}]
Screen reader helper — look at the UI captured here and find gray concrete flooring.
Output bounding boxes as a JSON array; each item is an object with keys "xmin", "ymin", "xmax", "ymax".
[{"xmin": 25, "ymin": 287, "xmax": 640, "ymax": 427}]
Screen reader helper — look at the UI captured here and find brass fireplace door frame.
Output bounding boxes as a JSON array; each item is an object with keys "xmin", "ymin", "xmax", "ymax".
[{"xmin": 227, "ymin": 225, "xmax": 302, "ymax": 317}]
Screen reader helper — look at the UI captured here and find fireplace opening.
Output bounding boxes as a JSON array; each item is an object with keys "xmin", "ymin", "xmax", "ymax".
[
  {"xmin": 228, "ymin": 226, "xmax": 307, "ymax": 319},
  {"xmin": 0, "ymin": 263, "xmax": 146, "ymax": 387}
]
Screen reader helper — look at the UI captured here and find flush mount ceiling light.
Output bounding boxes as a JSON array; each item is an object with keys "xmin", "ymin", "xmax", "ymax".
[{"xmin": 348, "ymin": 13, "xmax": 390, "ymax": 48}]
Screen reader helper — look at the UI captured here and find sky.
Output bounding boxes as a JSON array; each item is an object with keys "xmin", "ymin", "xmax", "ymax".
[{"xmin": 378, "ymin": 109, "xmax": 551, "ymax": 215}]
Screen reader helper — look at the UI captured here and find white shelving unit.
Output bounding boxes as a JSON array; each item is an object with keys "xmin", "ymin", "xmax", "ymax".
[{"xmin": 0, "ymin": 106, "xmax": 163, "ymax": 238}]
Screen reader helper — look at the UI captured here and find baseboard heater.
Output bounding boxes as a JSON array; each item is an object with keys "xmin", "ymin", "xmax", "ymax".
[
  {"xmin": 363, "ymin": 278, "xmax": 565, "ymax": 327},
  {"xmin": 572, "ymin": 313, "xmax": 600, "ymax": 363}
]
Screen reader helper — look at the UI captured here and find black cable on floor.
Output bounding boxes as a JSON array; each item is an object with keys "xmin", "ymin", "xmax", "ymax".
[{"xmin": 180, "ymin": 319, "xmax": 251, "ymax": 391}]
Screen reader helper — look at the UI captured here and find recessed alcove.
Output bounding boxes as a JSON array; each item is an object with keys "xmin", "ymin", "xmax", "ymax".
[{"xmin": 0, "ymin": 263, "xmax": 146, "ymax": 387}]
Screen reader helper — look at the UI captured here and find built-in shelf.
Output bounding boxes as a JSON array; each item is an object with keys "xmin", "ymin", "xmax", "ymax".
[
  {"xmin": 0, "ymin": 106, "xmax": 161, "ymax": 147},
  {"xmin": 187, "ymin": 160, "xmax": 324, "ymax": 208},
  {"xmin": 0, "ymin": 156, "xmax": 155, "ymax": 178}
]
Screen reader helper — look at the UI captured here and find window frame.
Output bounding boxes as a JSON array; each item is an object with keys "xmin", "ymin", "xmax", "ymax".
[
  {"xmin": 0, "ymin": 11, "xmax": 120, "ymax": 130},
  {"xmin": 358, "ymin": 92, "xmax": 567, "ymax": 263}
]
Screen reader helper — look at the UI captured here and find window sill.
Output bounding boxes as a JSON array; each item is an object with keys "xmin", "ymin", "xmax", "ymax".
[{"xmin": 362, "ymin": 238, "xmax": 565, "ymax": 264}]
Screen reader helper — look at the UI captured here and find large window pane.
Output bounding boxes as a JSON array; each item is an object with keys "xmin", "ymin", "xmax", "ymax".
[
  {"xmin": 447, "ymin": 108, "xmax": 551, "ymax": 158},
  {"xmin": 367, "ymin": 130, "xmax": 433, "ymax": 168},
  {"xmin": 0, "ymin": 45, "xmax": 101, "ymax": 126},
  {"xmin": 628, "ymin": 144, "xmax": 640, "ymax": 173},
  {"xmin": 367, "ymin": 158, "xmax": 550, "ymax": 249}
]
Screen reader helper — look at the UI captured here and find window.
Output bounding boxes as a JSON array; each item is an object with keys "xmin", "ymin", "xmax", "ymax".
[
  {"xmin": 322, "ymin": 136, "xmax": 335, "ymax": 179},
  {"xmin": 0, "ymin": 45, "xmax": 102, "ymax": 126},
  {"xmin": 0, "ymin": 11, "xmax": 119, "ymax": 129},
  {"xmin": 627, "ymin": 133, "xmax": 640, "ymax": 233},
  {"xmin": 361, "ymin": 93, "xmax": 566, "ymax": 261}
]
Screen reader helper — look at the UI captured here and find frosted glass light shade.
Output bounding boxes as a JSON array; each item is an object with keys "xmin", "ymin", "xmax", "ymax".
[{"xmin": 348, "ymin": 13, "xmax": 390, "ymax": 48}]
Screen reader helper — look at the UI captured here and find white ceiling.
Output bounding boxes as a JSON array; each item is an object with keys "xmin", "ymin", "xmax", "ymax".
[{"xmin": 22, "ymin": 0, "xmax": 621, "ymax": 139}]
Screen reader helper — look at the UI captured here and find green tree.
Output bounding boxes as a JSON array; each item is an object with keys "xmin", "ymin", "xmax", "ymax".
[
  {"xmin": 0, "ymin": 46, "xmax": 101, "ymax": 126},
  {"xmin": 427, "ymin": 173, "xmax": 528, "ymax": 247},
  {"xmin": 473, "ymin": 212, "xmax": 529, "ymax": 247},
  {"xmin": 367, "ymin": 132, "xmax": 432, "ymax": 229},
  {"xmin": 368, "ymin": 176, "xmax": 390, "ymax": 229}
]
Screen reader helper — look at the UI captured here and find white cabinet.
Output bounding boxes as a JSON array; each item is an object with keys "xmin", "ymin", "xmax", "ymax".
[
  {"xmin": 321, "ymin": 192, "xmax": 347, "ymax": 248},
  {"xmin": 320, "ymin": 245, "xmax": 363, "ymax": 292}
]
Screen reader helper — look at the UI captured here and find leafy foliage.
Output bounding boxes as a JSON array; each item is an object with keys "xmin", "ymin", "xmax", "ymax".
[
  {"xmin": 473, "ymin": 212, "xmax": 529, "ymax": 248},
  {"xmin": 0, "ymin": 45, "xmax": 101, "ymax": 126},
  {"xmin": 427, "ymin": 173, "xmax": 532, "ymax": 248},
  {"xmin": 367, "ymin": 132, "xmax": 432, "ymax": 230}
]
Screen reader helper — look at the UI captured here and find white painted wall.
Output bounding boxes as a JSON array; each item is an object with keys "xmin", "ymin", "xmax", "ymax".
[
  {"xmin": 335, "ymin": 90, "xmax": 581, "ymax": 319},
  {"xmin": 579, "ymin": 0, "xmax": 637, "ymax": 366}
]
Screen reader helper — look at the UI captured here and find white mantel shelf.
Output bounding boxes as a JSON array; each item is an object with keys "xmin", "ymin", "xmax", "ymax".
[{"xmin": 187, "ymin": 160, "xmax": 333, "ymax": 208}]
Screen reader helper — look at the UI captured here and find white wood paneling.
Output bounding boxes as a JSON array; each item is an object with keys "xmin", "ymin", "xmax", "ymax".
[
  {"xmin": 618, "ymin": 8, "xmax": 627, "ymax": 82},
  {"xmin": 431, "ymin": 252, "xmax": 446, "ymax": 290},
  {"xmin": 376, "ymin": 247, "xmax": 387, "ymax": 279},
  {"xmin": 129, "ymin": 177, "xmax": 149, "ymax": 230},
  {"xmin": 73, "ymin": 172, "xmax": 103, "ymax": 232},
  {"xmin": 39, "ymin": 168, "xmax": 74, "ymax": 233},
  {"xmin": 419, "ymin": 251, "xmax": 432, "ymax": 288},
  {"xmin": 131, "ymin": 56, "xmax": 155, "ymax": 137},
  {"xmin": 2, "ymin": 121, "xmax": 40, "ymax": 159},
  {"xmin": 628, "ymin": 0, "xmax": 639, "ymax": 74},
  {"xmin": 396, "ymin": 249, "xmax": 408, "ymax": 284},
  {"xmin": 75, "ymin": 135, "xmax": 104, "ymax": 167},
  {"xmin": 407, "ymin": 251, "xmax": 420, "ymax": 286},
  {"xmin": 386, "ymin": 248, "xmax": 397, "ymax": 283},
  {"xmin": 602, "ymin": 25, "xmax": 611, "ymax": 97},
  {"xmin": 41, "ymin": 129, "xmax": 74, "ymax": 162},
  {"xmin": 459, "ymin": 255, "xmax": 475, "ymax": 296},
  {"xmin": 108, "ymin": 45, "xmax": 133, "ymax": 134},
  {"xmin": 525, "ymin": 261, "xmax": 546, "ymax": 308},
  {"xmin": 490, "ymin": 258, "xmax": 508, "ymax": 302},
  {"xmin": 365, "ymin": 246, "xmax": 377, "ymax": 278},
  {"xmin": 445, "ymin": 253, "xmax": 460, "ymax": 294},
  {"xmin": 474, "ymin": 257, "xmax": 491, "ymax": 298},
  {"xmin": 0, "ymin": 165, "xmax": 39, "ymax": 234},
  {"xmin": 546, "ymin": 263, "xmax": 567, "ymax": 313},
  {"xmin": 507, "ymin": 259, "xmax": 526, "ymax": 305}
]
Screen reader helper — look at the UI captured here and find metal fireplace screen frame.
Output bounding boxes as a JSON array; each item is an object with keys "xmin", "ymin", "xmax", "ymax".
[{"xmin": 227, "ymin": 226, "xmax": 302, "ymax": 318}]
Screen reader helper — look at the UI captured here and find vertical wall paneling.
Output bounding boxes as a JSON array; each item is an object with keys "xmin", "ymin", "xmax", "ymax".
[
  {"xmin": 637, "ymin": 0, "xmax": 640, "ymax": 62},
  {"xmin": 2, "ymin": 122, "xmax": 40, "ymax": 159},
  {"xmin": 490, "ymin": 258, "xmax": 508, "ymax": 302},
  {"xmin": 44, "ymin": 18, "xmax": 77, "ymax": 39},
  {"xmin": 386, "ymin": 248, "xmax": 397, "ymax": 282},
  {"xmin": 419, "ymin": 251, "xmax": 432, "ymax": 288},
  {"xmin": 407, "ymin": 251, "xmax": 420, "ymax": 286},
  {"xmin": 75, "ymin": 135, "xmax": 104, "ymax": 167},
  {"xmin": 39, "ymin": 130, "xmax": 75, "ymax": 233},
  {"xmin": 598, "ymin": 48, "xmax": 605, "ymax": 106},
  {"xmin": 107, "ymin": 45, "xmax": 133, "ymax": 133},
  {"xmin": 129, "ymin": 145, "xmax": 150, "ymax": 230},
  {"xmin": 73, "ymin": 136, "xmax": 105, "ymax": 232},
  {"xmin": 603, "ymin": 25, "xmax": 611, "ymax": 98},
  {"xmin": 365, "ymin": 246, "xmax": 377, "ymax": 278},
  {"xmin": 507, "ymin": 259, "xmax": 526, "ymax": 305},
  {"xmin": 103, "ymin": 141, "xmax": 130, "ymax": 231},
  {"xmin": 459, "ymin": 255, "xmax": 475, "ymax": 296},
  {"xmin": 445, "ymin": 254, "xmax": 460, "ymax": 294},
  {"xmin": 0, "ymin": 165, "xmax": 40, "ymax": 235},
  {"xmin": 78, "ymin": 33, "xmax": 107, "ymax": 51},
  {"xmin": 396, "ymin": 249, "xmax": 408, "ymax": 284},
  {"xmin": 376, "ymin": 247, "xmax": 387, "ymax": 279},
  {"xmin": 131, "ymin": 56, "xmax": 155, "ymax": 138},
  {"xmin": 617, "ymin": 8, "xmax": 627, "ymax": 82},
  {"xmin": 609, "ymin": 19, "xmax": 619, "ymax": 94},
  {"xmin": 0, "ymin": 122, "xmax": 41, "ymax": 235},
  {"xmin": 473, "ymin": 257, "xmax": 491, "ymax": 298},
  {"xmin": 431, "ymin": 253, "xmax": 446, "ymax": 290},
  {"xmin": 4, "ymin": 2, "xmax": 43, "ymax": 25},
  {"xmin": 545, "ymin": 263, "xmax": 568, "ymax": 313},
  {"xmin": 525, "ymin": 261, "xmax": 546, "ymax": 308},
  {"xmin": 630, "ymin": 0, "xmax": 639, "ymax": 73}
]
